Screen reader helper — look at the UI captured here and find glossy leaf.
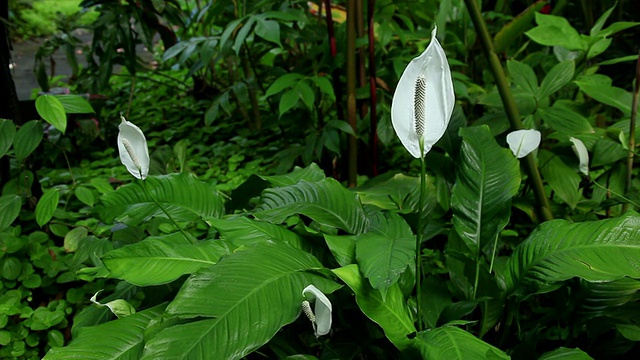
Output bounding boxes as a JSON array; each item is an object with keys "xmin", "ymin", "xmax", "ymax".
[
  {"xmin": 332, "ymin": 264, "xmax": 415, "ymax": 350},
  {"xmin": 257, "ymin": 163, "xmax": 325, "ymax": 187},
  {"xmin": 36, "ymin": 95, "xmax": 67, "ymax": 133},
  {"xmin": 507, "ymin": 60, "xmax": 538, "ymax": 96},
  {"xmin": 56, "ymin": 95, "xmax": 95, "ymax": 114},
  {"xmin": 539, "ymin": 150, "xmax": 581, "ymax": 209},
  {"xmin": 539, "ymin": 347, "xmax": 593, "ymax": 360},
  {"xmin": 102, "ymin": 234, "xmax": 231, "ymax": 286},
  {"xmin": 451, "ymin": 126, "xmax": 520, "ymax": 255},
  {"xmin": 575, "ymin": 75, "xmax": 634, "ymax": 116},
  {"xmin": 43, "ymin": 304, "xmax": 165, "ymax": 360},
  {"xmin": 413, "ymin": 326, "xmax": 509, "ymax": 359},
  {"xmin": 537, "ymin": 106, "xmax": 593, "ymax": 134},
  {"xmin": 36, "ymin": 188, "xmax": 59, "ymax": 227},
  {"xmin": 14, "ymin": 120, "xmax": 43, "ymax": 161},
  {"xmin": 526, "ymin": 13, "xmax": 587, "ymax": 51},
  {"xmin": 505, "ymin": 212, "xmax": 640, "ymax": 297},
  {"xmin": 142, "ymin": 242, "xmax": 340, "ymax": 360},
  {"xmin": 98, "ymin": 173, "xmax": 224, "ymax": 225},
  {"xmin": 210, "ymin": 216, "xmax": 305, "ymax": 249},
  {"xmin": 538, "ymin": 61, "xmax": 575, "ymax": 99},
  {"xmin": 253, "ymin": 178, "xmax": 370, "ymax": 235}
]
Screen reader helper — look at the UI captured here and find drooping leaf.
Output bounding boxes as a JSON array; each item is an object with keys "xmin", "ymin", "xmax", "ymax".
[
  {"xmin": 43, "ymin": 304, "xmax": 166, "ymax": 360},
  {"xmin": 575, "ymin": 75, "xmax": 634, "ymax": 117},
  {"xmin": 36, "ymin": 95, "xmax": 67, "ymax": 133},
  {"xmin": 451, "ymin": 125, "xmax": 520, "ymax": 255},
  {"xmin": 98, "ymin": 173, "xmax": 224, "ymax": 225},
  {"xmin": 332, "ymin": 264, "xmax": 415, "ymax": 350},
  {"xmin": 142, "ymin": 242, "xmax": 340, "ymax": 360},
  {"xmin": 253, "ymin": 178, "xmax": 370, "ymax": 235},
  {"xmin": 36, "ymin": 188, "xmax": 59, "ymax": 227},
  {"xmin": 505, "ymin": 212, "xmax": 640, "ymax": 297},
  {"xmin": 101, "ymin": 234, "xmax": 231, "ymax": 286},
  {"xmin": 413, "ymin": 326, "xmax": 510, "ymax": 359}
]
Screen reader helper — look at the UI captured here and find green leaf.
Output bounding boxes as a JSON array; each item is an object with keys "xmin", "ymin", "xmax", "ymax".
[
  {"xmin": 332, "ymin": 264, "xmax": 415, "ymax": 350},
  {"xmin": 539, "ymin": 150, "xmax": 581, "ymax": 209},
  {"xmin": 0, "ymin": 119, "xmax": 16, "ymax": 158},
  {"xmin": 35, "ymin": 95, "xmax": 67, "ymax": 133},
  {"xmin": 64, "ymin": 227, "xmax": 88, "ymax": 252},
  {"xmin": 75, "ymin": 186, "xmax": 96, "ymax": 207},
  {"xmin": 56, "ymin": 95, "xmax": 95, "ymax": 114},
  {"xmin": 142, "ymin": 242, "xmax": 340, "ymax": 360},
  {"xmin": 98, "ymin": 173, "xmax": 224, "ymax": 225},
  {"xmin": 356, "ymin": 211, "xmax": 414, "ymax": 291},
  {"xmin": 253, "ymin": 178, "xmax": 370, "ymax": 235},
  {"xmin": 43, "ymin": 304, "xmax": 165, "ymax": 360},
  {"xmin": 0, "ymin": 195, "xmax": 21, "ymax": 232},
  {"xmin": 494, "ymin": 1, "xmax": 546, "ymax": 53},
  {"xmin": 575, "ymin": 74, "xmax": 634, "ymax": 116},
  {"xmin": 279, "ymin": 89, "xmax": 299, "ymax": 117},
  {"xmin": 14, "ymin": 120, "xmax": 43, "ymax": 161},
  {"xmin": 324, "ymin": 234, "xmax": 356, "ymax": 266},
  {"xmin": 537, "ymin": 106, "xmax": 593, "ymax": 134},
  {"xmin": 413, "ymin": 326, "xmax": 510, "ymax": 359},
  {"xmin": 102, "ymin": 234, "xmax": 231, "ymax": 286},
  {"xmin": 526, "ymin": 13, "xmax": 587, "ymax": 51},
  {"xmin": 451, "ymin": 126, "xmax": 520, "ymax": 255},
  {"xmin": 258, "ymin": 163, "xmax": 325, "ymax": 187},
  {"xmin": 507, "ymin": 60, "xmax": 538, "ymax": 96},
  {"xmin": 505, "ymin": 212, "xmax": 640, "ymax": 297},
  {"xmin": 210, "ymin": 216, "xmax": 305, "ymax": 249},
  {"xmin": 538, "ymin": 61, "xmax": 575, "ymax": 99},
  {"xmin": 265, "ymin": 73, "xmax": 304, "ymax": 97},
  {"xmin": 539, "ymin": 347, "xmax": 593, "ymax": 360},
  {"xmin": 356, "ymin": 173, "xmax": 436, "ymax": 214},
  {"xmin": 36, "ymin": 188, "xmax": 59, "ymax": 227},
  {"xmin": 254, "ymin": 18, "xmax": 281, "ymax": 46}
]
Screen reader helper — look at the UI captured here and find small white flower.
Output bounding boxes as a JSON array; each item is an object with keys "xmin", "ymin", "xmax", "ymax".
[
  {"xmin": 302, "ymin": 284, "xmax": 332, "ymax": 337},
  {"xmin": 570, "ymin": 137, "xmax": 589, "ymax": 176},
  {"xmin": 117, "ymin": 115, "xmax": 150, "ymax": 180},
  {"xmin": 391, "ymin": 27, "xmax": 455, "ymax": 158},
  {"xmin": 506, "ymin": 129, "xmax": 541, "ymax": 158}
]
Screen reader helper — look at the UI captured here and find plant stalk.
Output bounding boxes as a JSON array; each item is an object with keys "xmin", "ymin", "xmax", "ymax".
[
  {"xmin": 346, "ymin": 0, "xmax": 358, "ymax": 187},
  {"xmin": 623, "ymin": 52, "xmax": 640, "ymax": 213},
  {"xmin": 416, "ymin": 139, "xmax": 426, "ymax": 332},
  {"xmin": 463, "ymin": 0, "xmax": 553, "ymax": 221}
]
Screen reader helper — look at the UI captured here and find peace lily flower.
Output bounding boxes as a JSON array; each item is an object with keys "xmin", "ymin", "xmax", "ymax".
[
  {"xmin": 506, "ymin": 129, "xmax": 541, "ymax": 158},
  {"xmin": 570, "ymin": 137, "xmax": 589, "ymax": 176},
  {"xmin": 391, "ymin": 26, "xmax": 455, "ymax": 158},
  {"xmin": 117, "ymin": 115, "xmax": 149, "ymax": 180},
  {"xmin": 301, "ymin": 284, "xmax": 332, "ymax": 337}
]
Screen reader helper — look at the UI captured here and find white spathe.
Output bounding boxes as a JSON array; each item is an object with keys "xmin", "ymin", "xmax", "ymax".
[
  {"xmin": 506, "ymin": 129, "xmax": 541, "ymax": 158},
  {"xmin": 117, "ymin": 115, "xmax": 150, "ymax": 180},
  {"xmin": 570, "ymin": 137, "xmax": 589, "ymax": 176},
  {"xmin": 302, "ymin": 284, "xmax": 332, "ymax": 337},
  {"xmin": 391, "ymin": 27, "xmax": 455, "ymax": 159}
]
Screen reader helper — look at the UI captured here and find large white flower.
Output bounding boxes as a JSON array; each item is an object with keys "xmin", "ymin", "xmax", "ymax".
[
  {"xmin": 117, "ymin": 115, "xmax": 150, "ymax": 180},
  {"xmin": 570, "ymin": 137, "xmax": 589, "ymax": 176},
  {"xmin": 301, "ymin": 284, "xmax": 332, "ymax": 337},
  {"xmin": 391, "ymin": 27, "xmax": 455, "ymax": 158},
  {"xmin": 506, "ymin": 129, "xmax": 541, "ymax": 158}
]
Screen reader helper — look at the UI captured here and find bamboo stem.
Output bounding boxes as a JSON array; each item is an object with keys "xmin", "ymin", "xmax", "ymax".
[
  {"xmin": 346, "ymin": 0, "xmax": 358, "ymax": 187},
  {"xmin": 463, "ymin": 0, "xmax": 553, "ymax": 221}
]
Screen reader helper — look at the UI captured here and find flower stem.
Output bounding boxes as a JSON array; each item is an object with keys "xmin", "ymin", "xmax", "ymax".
[
  {"xmin": 623, "ymin": 52, "xmax": 639, "ymax": 213},
  {"xmin": 463, "ymin": 0, "xmax": 553, "ymax": 222},
  {"xmin": 140, "ymin": 179, "xmax": 195, "ymax": 244},
  {"xmin": 416, "ymin": 139, "xmax": 426, "ymax": 331}
]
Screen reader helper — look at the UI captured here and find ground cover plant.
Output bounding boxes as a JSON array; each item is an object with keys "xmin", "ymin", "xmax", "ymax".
[{"xmin": 1, "ymin": 0, "xmax": 640, "ymax": 359}]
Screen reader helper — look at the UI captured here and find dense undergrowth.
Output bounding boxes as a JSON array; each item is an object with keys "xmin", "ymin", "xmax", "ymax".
[{"xmin": 2, "ymin": 0, "xmax": 640, "ymax": 359}]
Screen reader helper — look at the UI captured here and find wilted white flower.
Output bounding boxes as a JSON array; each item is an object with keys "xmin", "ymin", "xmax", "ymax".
[
  {"xmin": 570, "ymin": 137, "xmax": 589, "ymax": 176},
  {"xmin": 391, "ymin": 27, "xmax": 455, "ymax": 158},
  {"xmin": 302, "ymin": 284, "xmax": 332, "ymax": 337},
  {"xmin": 117, "ymin": 115, "xmax": 149, "ymax": 180},
  {"xmin": 506, "ymin": 129, "xmax": 541, "ymax": 158}
]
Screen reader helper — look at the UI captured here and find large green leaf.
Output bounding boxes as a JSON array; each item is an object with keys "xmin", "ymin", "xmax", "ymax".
[
  {"xmin": 0, "ymin": 119, "xmax": 16, "ymax": 158},
  {"xmin": 98, "ymin": 174, "xmax": 224, "ymax": 225},
  {"xmin": 14, "ymin": 120, "xmax": 43, "ymax": 161},
  {"xmin": 539, "ymin": 150, "xmax": 581, "ymax": 209},
  {"xmin": 56, "ymin": 95, "xmax": 95, "ymax": 114},
  {"xmin": 209, "ymin": 216, "xmax": 305, "ymax": 249},
  {"xmin": 356, "ymin": 211, "xmax": 414, "ymax": 291},
  {"xmin": 0, "ymin": 195, "xmax": 21, "ymax": 232},
  {"xmin": 355, "ymin": 173, "xmax": 436, "ymax": 214},
  {"xmin": 258, "ymin": 163, "xmax": 325, "ymax": 187},
  {"xmin": 537, "ymin": 106, "xmax": 593, "ymax": 135},
  {"xmin": 505, "ymin": 212, "xmax": 640, "ymax": 297},
  {"xmin": 142, "ymin": 242, "xmax": 340, "ymax": 360},
  {"xmin": 101, "ymin": 234, "xmax": 231, "ymax": 286},
  {"xmin": 451, "ymin": 125, "xmax": 520, "ymax": 255},
  {"xmin": 576, "ymin": 278, "xmax": 640, "ymax": 318},
  {"xmin": 538, "ymin": 61, "xmax": 575, "ymax": 99},
  {"xmin": 413, "ymin": 326, "xmax": 510, "ymax": 359},
  {"xmin": 43, "ymin": 304, "xmax": 165, "ymax": 360},
  {"xmin": 332, "ymin": 264, "xmax": 415, "ymax": 350},
  {"xmin": 35, "ymin": 188, "xmax": 59, "ymax": 227},
  {"xmin": 36, "ymin": 95, "xmax": 67, "ymax": 133},
  {"xmin": 539, "ymin": 347, "xmax": 593, "ymax": 360},
  {"xmin": 253, "ymin": 178, "xmax": 370, "ymax": 235},
  {"xmin": 575, "ymin": 75, "xmax": 634, "ymax": 117}
]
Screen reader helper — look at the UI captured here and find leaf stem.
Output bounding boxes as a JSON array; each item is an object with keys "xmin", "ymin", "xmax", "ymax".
[
  {"xmin": 623, "ymin": 51, "xmax": 639, "ymax": 213},
  {"xmin": 463, "ymin": 0, "xmax": 553, "ymax": 222},
  {"xmin": 140, "ymin": 179, "xmax": 194, "ymax": 244},
  {"xmin": 416, "ymin": 139, "xmax": 426, "ymax": 331}
]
